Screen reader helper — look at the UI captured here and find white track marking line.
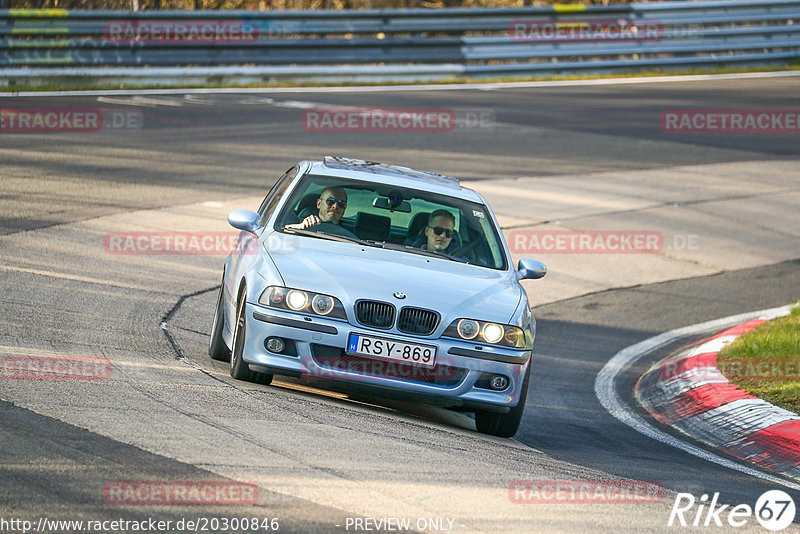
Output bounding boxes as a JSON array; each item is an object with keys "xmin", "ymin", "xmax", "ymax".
[
  {"xmin": 2, "ymin": 71, "xmax": 798, "ymax": 98},
  {"xmin": 183, "ymin": 94, "xmax": 216, "ymax": 105},
  {"xmin": 0, "ymin": 263, "xmax": 161, "ymax": 293},
  {"xmin": 594, "ymin": 304, "xmax": 800, "ymax": 490},
  {"xmin": 96, "ymin": 96, "xmax": 184, "ymax": 107}
]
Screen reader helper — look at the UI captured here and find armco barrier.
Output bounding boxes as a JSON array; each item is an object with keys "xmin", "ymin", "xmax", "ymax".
[{"xmin": 1, "ymin": 0, "xmax": 799, "ymax": 86}]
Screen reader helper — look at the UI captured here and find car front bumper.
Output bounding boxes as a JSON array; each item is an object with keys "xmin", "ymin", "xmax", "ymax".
[{"xmin": 240, "ymin": 301, "xmax": 531, "ymax": 412}]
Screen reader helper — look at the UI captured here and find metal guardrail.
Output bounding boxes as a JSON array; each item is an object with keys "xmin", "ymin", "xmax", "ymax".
[{"xmin": 0, "ymin": 0, "xmax": 798, "ymax": 86}]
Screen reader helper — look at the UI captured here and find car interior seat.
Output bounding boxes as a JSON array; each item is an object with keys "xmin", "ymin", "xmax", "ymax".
[
  {"xmin": 354, "ymin": 212, "xmax": 392, "ymax": 242},
  {"xmin": 295, "ymin": 192, "xmax": 320, "ymax": 221},
  {"xmin": 404, "ymin": 212, "xmax": 431, "ymax": 245}
]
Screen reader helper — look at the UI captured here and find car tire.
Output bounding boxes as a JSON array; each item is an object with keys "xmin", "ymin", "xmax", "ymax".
[
  {"xmin": 229, "ymin": 287, "xmax": 273, "ymax": 386},
  {"xmin": 208, "ymin": 283, "xmax": 231, "ymax": 362},
  {"xmin": 474, "ymin": 364, "xmax": 530, "ymax": 438}
]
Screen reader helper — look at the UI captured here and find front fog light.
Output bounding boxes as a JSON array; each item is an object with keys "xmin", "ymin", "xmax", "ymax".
[
  {"xmin": 266, "ymin": 337, "xmax": 285, "ymax": 353},
  {"xmin": 286, "ymin": 290, "xmax": 308, "ymax": 311},
  {"xmin": 481, "ymin": 323, "xmax": 504, "ymax": 344},
  {"xmin": 489, "ymin": 375, "xmax": 509, "ymax": 390},
  {"xmin": 457, "ymin": 319, "xmax": 480, "ymax": 339},
  {"xmin": 312, "ymin": 294, "xmax": 334, "ymax": 315}
]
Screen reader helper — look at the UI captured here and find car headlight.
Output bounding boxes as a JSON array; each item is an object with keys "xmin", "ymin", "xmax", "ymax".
[
  {"xmin": 481, "ymin": 323, "xmax": 504, "ymax": 344},
  {"xmin": 457, "ymin": 319, "xmax": 480, "ymax": 339},
  {"xmin": 259, "ymin": 286, "xmax": 347, "ymax": 320},
  {"xmin": 312, "ymin": 294, "xmax": 335, "ymax": 315},
  {"xmin": 444, "ymin": 319, "xmax": 527, "ymax": 348},
  {"xmin": 286, "ymin": 290, "xmax": 308, "ymax": 311}
]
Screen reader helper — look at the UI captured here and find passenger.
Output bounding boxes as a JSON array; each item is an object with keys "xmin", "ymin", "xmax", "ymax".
[{"xmin": 422, "ymin": 209, "xmax": 456, "ymax": 253}]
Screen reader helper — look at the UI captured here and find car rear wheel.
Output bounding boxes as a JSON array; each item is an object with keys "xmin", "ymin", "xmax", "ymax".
[
  {"xmin": 474, "ymin": 364, "xmax": 530, "ymax": 438},
  {"xmin": 208, "ymin": 283, "xmax": 231, "ymax": 362},
  {"xmin": 230, "ymin": 288, "xmax": 273, "ymax": 386}
]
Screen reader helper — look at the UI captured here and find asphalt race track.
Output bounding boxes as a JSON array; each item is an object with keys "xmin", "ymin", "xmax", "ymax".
[{"xmin": 1, "ymin": 75, "xmax": 799, "ymax": 533}]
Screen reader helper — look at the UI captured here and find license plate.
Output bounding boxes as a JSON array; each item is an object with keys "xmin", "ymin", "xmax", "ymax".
[{"xmin": 347, "ymin": 333, "xmax": 436, "ymax": 368}]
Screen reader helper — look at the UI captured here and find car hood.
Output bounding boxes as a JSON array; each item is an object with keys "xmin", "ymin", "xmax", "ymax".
[{"xmin": 265, "ymin": 232, "xmax": 522, "ymax": 325}]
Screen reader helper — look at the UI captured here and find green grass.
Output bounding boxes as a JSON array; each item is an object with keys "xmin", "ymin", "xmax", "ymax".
[
  {"xmin": 717, "ymin": 304, "xmax": 800, "ymax": 414},
  {"xmin": 3, "ymin": 64, "xmax": 800, "ymax": 93}
]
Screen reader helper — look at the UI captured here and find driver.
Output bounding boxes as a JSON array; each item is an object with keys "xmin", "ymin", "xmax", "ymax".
[
  {"xmin": 284, "ymin": 186, "xmax": 359, "ymax": 239},
  {"xmin": 294, "ymin": 186, "xmax": 348, "ymax": 228}
]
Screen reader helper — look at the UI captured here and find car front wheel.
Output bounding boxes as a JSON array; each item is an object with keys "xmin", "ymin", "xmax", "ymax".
[
  {"xmin": 229, "ymin": 288, "xmax": 273, "ymax": 386},
  {"xmin": 474, "ymin": 364, "xmax": 530, "ymax": 438}
]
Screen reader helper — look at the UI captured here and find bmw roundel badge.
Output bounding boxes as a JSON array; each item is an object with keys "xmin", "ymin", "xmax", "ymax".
[{"xmin": 393, "ymin": 291, "xmax": 406, "ymax": 300}]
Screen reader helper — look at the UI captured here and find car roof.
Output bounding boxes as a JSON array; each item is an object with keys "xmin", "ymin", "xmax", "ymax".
[{"xmin": 304, "ymin": 157, "xmax": 485, "ymax": 203}]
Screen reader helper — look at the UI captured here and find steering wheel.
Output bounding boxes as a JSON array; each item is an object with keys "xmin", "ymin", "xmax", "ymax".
[{"xmin": 312, "ymin": 221, "xmax": 359, "ymax": 239}]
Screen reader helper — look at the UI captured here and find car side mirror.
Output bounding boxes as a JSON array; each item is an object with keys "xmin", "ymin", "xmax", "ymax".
[
  {"xmin": 227, "ymin": 209, "xmax": 261, "ymax": 233},
  {"xmin": 517, "ymin": 258, "xmax": 547, "ymax": 280}
]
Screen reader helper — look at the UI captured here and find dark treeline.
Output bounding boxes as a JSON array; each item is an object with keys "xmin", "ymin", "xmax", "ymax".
[{"xmin": 3, "ymin": 0, "xmax": 630, "ymax": 10}]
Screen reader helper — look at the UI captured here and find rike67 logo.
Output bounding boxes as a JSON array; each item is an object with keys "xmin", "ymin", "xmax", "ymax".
[{"xmin": 668, "ymin": 490, "xmax": 796, "ymax": 531}]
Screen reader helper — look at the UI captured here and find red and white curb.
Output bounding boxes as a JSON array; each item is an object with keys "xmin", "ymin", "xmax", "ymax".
[
  {"xmin": 595, "ymin": 304, "xmax": 800, "ymax": 490},
  {"xmin": 636, "ymin": 318, "xmax": 800, "ymax": 479}
]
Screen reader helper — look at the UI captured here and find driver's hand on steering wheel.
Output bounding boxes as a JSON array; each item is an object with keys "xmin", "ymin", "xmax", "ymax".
[
  {"xmin": 284, "ymin": 214, "xmax": 322, "ymax": 230},
  {"xmin": 300, "ymin": 215, "xmax": 322, "ymax": 228}
]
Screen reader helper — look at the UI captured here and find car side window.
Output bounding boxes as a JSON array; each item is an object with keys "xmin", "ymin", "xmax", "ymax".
[{"xmin": 258, "ymin": 166, "xmax": 298, "ymax": 226}]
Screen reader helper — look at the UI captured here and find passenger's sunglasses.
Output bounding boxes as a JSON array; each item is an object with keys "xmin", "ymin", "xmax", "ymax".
[
  {"xmin": 323, "ymin": 197, "xmax": 347, "ymax": 208},
  {"xmin": 429, "ymin": 226, "xmax": 453, "ymax": 238}
]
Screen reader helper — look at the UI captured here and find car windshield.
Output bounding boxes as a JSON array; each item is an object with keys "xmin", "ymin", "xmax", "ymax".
[{"xmin": 274, "ymin": 174, "xmax": 508, "ymax": 270}]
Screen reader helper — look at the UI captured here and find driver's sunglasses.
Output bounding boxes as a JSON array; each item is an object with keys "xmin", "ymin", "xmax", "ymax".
[
  {"xmin": 429, "ymin": 226, "xmax": 453, "ymax": 238},
  {"xmin": 323, "ymin": 197, "xmax": 347, "ymax": 208}
]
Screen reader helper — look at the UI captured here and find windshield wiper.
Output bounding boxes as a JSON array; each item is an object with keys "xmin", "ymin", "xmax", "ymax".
[
  {"xmin": 440, "ymin": 252, "xmax": 470, "ymax": 264},
  {"xmin": 282, "ymin": 226, "xmax": 375, "ymax": 247},
  {"xmin": 381, "ymin": 242, "xmax": 469, "ymax": 263}
]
